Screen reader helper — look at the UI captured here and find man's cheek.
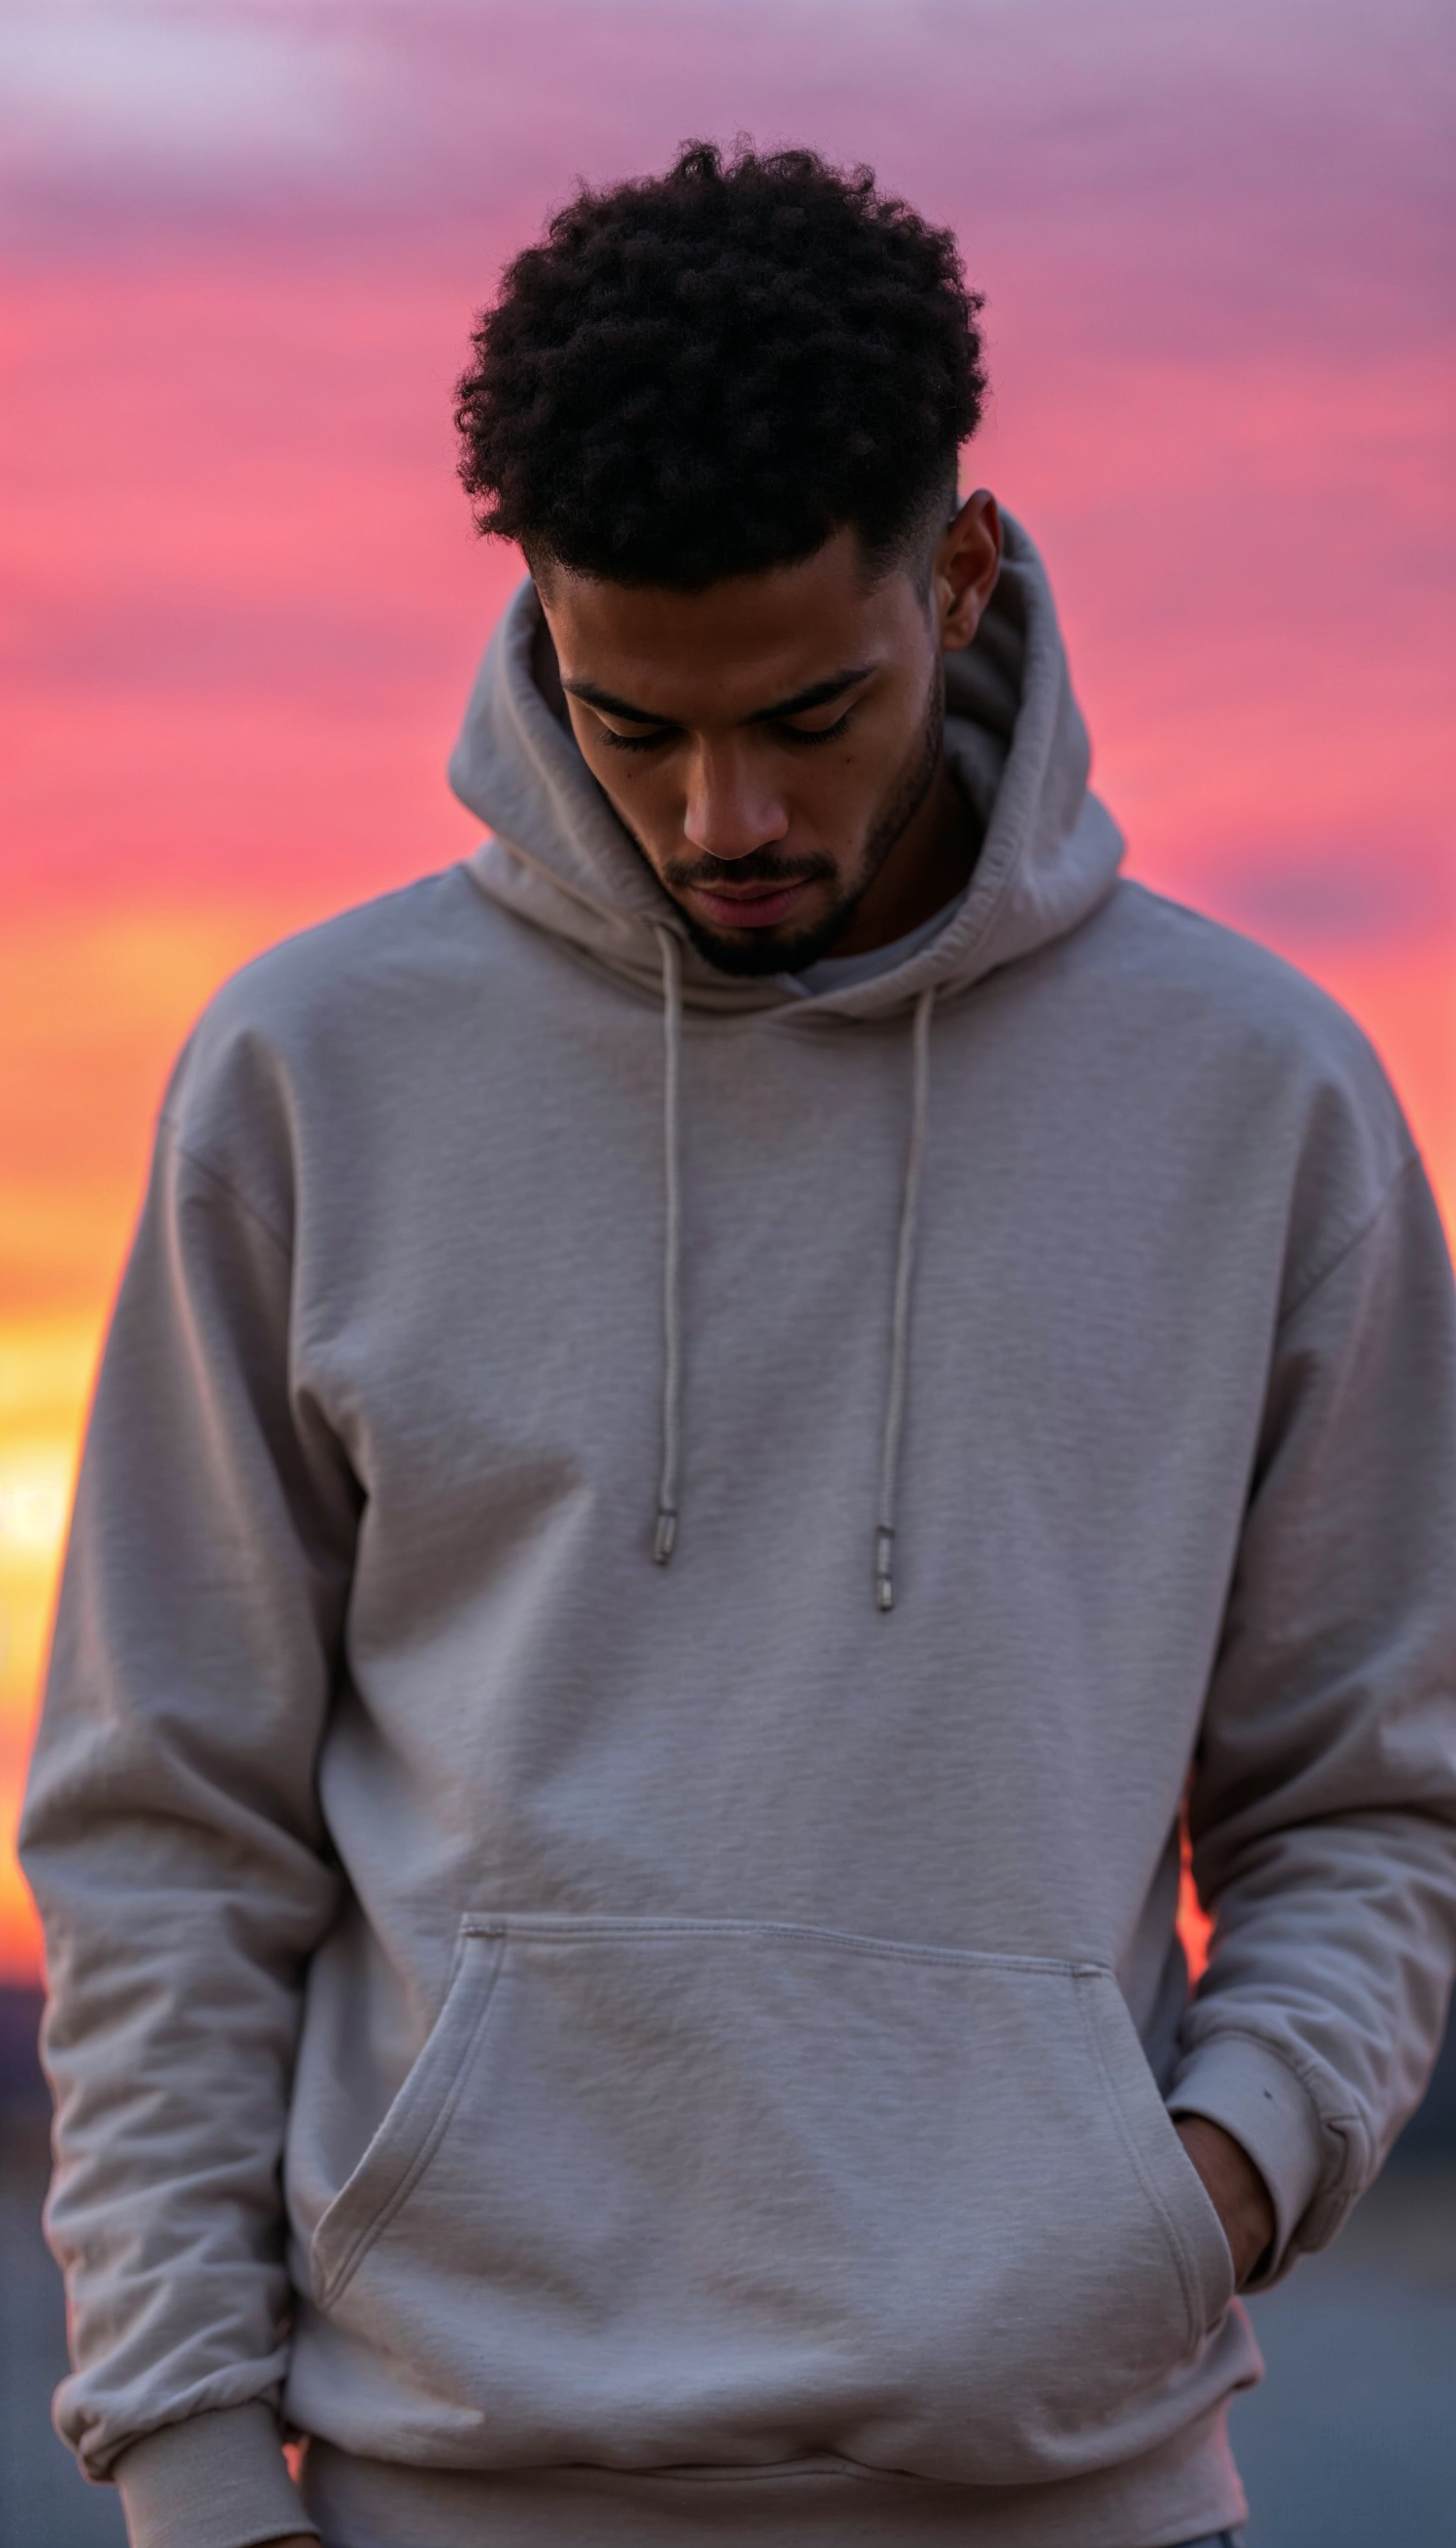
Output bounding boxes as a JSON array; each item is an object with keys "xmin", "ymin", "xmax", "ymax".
[{"xmin": 593, "ymin": 769, "xmax": 681, "ymax": 871}]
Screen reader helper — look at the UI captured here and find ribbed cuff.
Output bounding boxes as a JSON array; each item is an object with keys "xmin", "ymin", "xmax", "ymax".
[
  {"xmin": 115, "ymin": 2401, "xmax": 316, "ymax": 2548},
  {"xmin": 1169, "ymin": 2030, "xmax": 1328, "ymax": 2283}
]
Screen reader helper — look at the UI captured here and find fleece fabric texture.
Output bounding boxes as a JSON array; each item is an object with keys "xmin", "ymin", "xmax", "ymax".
[{"xmin": 21, "ymin": 516, "xmax": 1456, "ymax": 2548}]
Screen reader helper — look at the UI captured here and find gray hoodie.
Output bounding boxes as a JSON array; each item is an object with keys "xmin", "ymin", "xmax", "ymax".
[{"xmin": 21, "ymin": 518, "xmax": 1456, "ymax": 2548}]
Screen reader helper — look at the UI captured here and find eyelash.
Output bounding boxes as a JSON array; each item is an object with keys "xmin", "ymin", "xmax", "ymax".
[
  {"xmin": 782, "ymin": 712, "xmax": 854, "ymax": 748},
  {"xmin": 599, "ymin": 711, "xmax": 854, "ymax": 754}
]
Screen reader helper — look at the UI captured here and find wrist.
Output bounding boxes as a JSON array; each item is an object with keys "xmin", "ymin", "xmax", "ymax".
[{"xmin": 1174, "ymin": 2112, "xmax": 1275, "ymax": 2287}]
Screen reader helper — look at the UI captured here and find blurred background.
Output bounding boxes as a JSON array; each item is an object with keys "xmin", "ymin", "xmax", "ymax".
[{"xmin": 2, "ymin": 3, "xmax": 1453, "ymax": 2541}]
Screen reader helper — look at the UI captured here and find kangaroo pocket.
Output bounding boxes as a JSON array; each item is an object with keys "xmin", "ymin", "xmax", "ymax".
[{"xmin": 306, "ymin": 1915, "xmax": 1235, "ymax": 2485}]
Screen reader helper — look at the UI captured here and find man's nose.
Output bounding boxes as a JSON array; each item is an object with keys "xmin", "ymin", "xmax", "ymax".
[{"xmin": 681, "ymin": 743, "xmax": 789, "ymax": 860}]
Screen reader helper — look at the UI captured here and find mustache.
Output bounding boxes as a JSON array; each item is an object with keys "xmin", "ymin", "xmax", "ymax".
[{"xmin": 660, "ymin": 850, "xmax": 837, "ymax": 894}]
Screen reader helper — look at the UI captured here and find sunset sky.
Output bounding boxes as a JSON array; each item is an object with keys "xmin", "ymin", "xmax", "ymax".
[{"xmin": 3, "ymin": 0, "xmax": 1452, "ymax": 1975}]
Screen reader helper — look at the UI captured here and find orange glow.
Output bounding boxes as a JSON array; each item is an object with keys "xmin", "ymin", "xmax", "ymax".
[
  {"xmin": 4, "ymin": 3, "xmax": 1452, "ymax": 1977},
  {"xmin": 1177, "ymin": 1834, "xmax": 1213, "ymax": 1985}
]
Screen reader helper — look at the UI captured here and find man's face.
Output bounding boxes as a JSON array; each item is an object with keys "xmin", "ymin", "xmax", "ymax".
[{"xmin": 536, "ymin": 517, "xmax": 990, "ymax": 976}]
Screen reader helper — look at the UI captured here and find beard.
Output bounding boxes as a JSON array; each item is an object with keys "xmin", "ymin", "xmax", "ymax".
[{"xmin": 651, "ymin": 665, "xmax": 946, "ymax": 980}]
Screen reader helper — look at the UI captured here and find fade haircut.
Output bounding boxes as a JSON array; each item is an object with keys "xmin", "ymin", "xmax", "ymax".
[{"xmin": 454, "ymin": 140, "xmax": 987, "ymax": 591}]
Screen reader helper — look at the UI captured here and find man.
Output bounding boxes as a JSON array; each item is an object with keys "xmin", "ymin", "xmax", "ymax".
[{"xmin": 22, "ymin": 141, "xmax": 1456, "ymax": 2548}]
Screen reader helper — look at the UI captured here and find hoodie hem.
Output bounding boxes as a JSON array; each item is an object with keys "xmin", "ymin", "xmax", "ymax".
[{"xmin": 299, "ymin": 2408, "xmax": 1245, "ymax": 2547}]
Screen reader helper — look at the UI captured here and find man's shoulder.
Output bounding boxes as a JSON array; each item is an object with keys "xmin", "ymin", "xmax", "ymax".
[
  {"xmin": 192, "ymin": 863, "xmax": 500, "ymax": 1043},
  {"xmin": 157, "ymin": 863, "xmax": 525, "ymax": 1172},
  {"xmin": 1089, "ymin": 878, "xmax": 1396, "ymax": 1087},
  {"xmin": 171, "ymin": 862, "xmax": 540, "ymax": 1085},
  {"xmin": 1079, "ymin": 879, "xmax": 1416, "ymax": 1239}
]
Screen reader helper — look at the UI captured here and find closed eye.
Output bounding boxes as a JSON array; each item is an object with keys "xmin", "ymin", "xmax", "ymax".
[
  {"xmin": 594, "ymin": 707, "xmax": 857, "ymax": 753},
  {"xmin": 777, "ymin": 711, "xmax": 854, "ymax": 746},
  {"xmin": 597, "ymin": 723, "xmax": 675, "ymax": 752}
]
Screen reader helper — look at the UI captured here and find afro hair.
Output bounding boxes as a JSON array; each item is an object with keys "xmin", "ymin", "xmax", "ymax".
[{"xmin": 454, "ymin": 140, "xmax": 987, "ymax": 589}]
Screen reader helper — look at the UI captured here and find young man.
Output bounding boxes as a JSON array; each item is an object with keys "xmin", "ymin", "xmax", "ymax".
[{"xmin": 22, "ymin": 143, "xmax": 1456, "ymax": 2548}]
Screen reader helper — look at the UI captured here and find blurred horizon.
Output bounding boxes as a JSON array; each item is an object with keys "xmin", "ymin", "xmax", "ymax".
[{"xmin": 3, "ymin": 0, "xmax": 1454, "ymax": 1975}]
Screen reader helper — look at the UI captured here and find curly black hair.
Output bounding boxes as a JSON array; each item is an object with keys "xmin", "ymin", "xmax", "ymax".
[{"xmin": 454, "ymin": 140, "xmax": 987, "ymax": 589}]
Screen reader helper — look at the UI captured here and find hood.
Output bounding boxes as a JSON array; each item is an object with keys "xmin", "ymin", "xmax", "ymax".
[{"xmin": 447, "ymin": 513, "xmax": 1124, "ymax": 1019}]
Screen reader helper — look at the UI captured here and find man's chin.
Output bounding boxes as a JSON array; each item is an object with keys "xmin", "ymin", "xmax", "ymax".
[{"xmin": 678, "ymin": 905, "xmax": 857, "ymax": 980}]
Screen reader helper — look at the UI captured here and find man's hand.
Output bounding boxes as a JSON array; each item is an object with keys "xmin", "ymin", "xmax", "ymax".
[{"xmin": 1174, "ymin": 2114, "xmax": 1275, "ymax": 2288}]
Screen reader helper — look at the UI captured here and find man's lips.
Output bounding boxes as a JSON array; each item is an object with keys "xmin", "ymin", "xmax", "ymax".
[{"xmin": 684, "ymin": 878, "xmax": 818, "ymax": 930}]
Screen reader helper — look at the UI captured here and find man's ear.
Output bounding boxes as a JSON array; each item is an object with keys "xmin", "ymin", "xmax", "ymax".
[{"xmin": 935, "ymin": 490, "xmax": 1002, "ymax": 651}]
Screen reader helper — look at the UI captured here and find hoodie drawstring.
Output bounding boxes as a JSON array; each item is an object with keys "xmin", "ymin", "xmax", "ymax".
[
  {"xmin": 652, "ymin": 925, "xmax": 683, "ymax": 1564},
  {"xmin": 649, "ymin": 931, "xmax": 936, "ymax": 1610},
  {"xmin": 876, "ymin": 983, "xmax": 936, "ymax": 1612}
]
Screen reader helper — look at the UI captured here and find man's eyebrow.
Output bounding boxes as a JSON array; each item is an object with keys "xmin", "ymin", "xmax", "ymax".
[
  {"xmin": 562, "ymin": 678, "xmax": 670, "ymax": 724},
  {"xmin": 560, "ymin": 666, "xmax": 877, "ymax": 728},
  {"xmin": 746, "ymin": 667, "xmax": 875, "ymax": 723}
]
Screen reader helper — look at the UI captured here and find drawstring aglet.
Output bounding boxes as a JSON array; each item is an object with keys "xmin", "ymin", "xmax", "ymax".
[
  {"xmin": 654, "ymin": 1507, "xmax": 678, "ymax": 1565},
  {"xmin": 875, "ymin": 1527, "xmax": 896, "ymax": 1614}
]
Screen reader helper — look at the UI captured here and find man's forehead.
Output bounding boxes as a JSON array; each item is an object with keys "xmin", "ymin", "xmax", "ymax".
[{"xmin": 538, "ymin": 529, "xmax": 914, "ymax": 723}]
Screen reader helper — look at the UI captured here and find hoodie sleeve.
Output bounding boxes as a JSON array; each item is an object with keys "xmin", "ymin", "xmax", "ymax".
[
  {"xmin": 19, "ymin": 1086, "xmax": 359, "ymax": 2544},
  {"xmin": 1169, "ymin": 1145, "xmax": 1456, "ymax": 2285}
]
